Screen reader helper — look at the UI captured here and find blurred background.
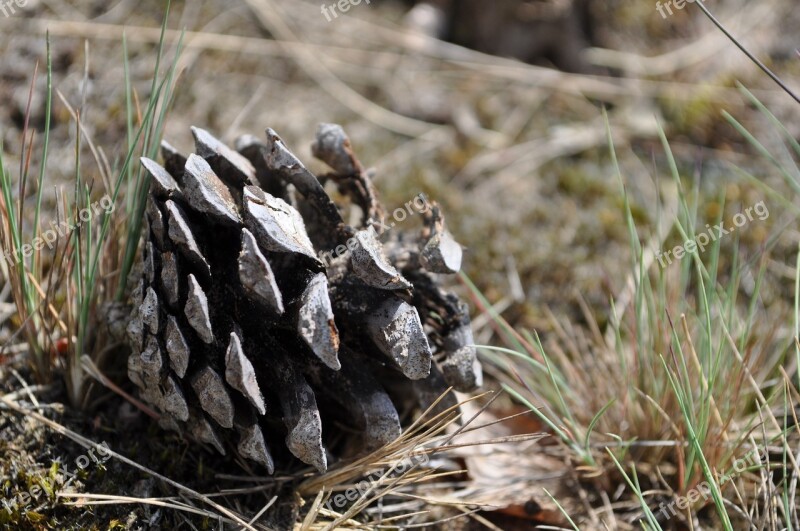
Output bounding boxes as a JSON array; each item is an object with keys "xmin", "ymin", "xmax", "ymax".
[{"xmin": 3, "ymin": 1, "xmax": 800, "ymax": 528}]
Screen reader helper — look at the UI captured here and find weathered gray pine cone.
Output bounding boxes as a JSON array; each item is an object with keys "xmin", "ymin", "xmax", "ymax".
[{"xmin": 126, "ymin": 123, "xmax": 481, "ymax": 473}]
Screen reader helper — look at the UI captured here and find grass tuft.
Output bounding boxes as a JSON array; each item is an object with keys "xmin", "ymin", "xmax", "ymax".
[
  {"xmin": 470, "ymin": 90, "xmax": 800, "ymax": 528},
  {"xmin": 0, "ymin": 3, "xmax": 182, "ymax": 409}
]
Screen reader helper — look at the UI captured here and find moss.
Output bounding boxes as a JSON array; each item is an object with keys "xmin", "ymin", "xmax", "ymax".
[{"xmin": 556, "ymin": 166, "xmax": 611, "ymax": 200}]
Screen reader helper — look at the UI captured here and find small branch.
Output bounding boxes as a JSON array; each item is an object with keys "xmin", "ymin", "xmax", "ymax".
[{"xmin": 695, "ymin": 0, "xmax": 800, "ymax": 105}]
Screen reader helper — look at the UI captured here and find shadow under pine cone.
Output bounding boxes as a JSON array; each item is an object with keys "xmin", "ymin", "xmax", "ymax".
[{"xmin": 126, "ymin": 123, "xmax": 481, "ymax": 473}]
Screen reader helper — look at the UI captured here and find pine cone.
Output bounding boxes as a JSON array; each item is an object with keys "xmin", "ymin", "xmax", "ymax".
[{"xmin": 126, "ymin": 124, "xmax": 481, "ymax": 473}]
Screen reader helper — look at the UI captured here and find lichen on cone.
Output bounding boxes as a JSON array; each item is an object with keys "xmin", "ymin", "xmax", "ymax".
[{"xmin": 126, "ymin": 123, "xmax": 481, "ymax": 473}]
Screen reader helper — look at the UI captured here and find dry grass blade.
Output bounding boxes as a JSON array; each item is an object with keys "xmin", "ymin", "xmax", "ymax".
[
  {"xmin": 296, "ymin": 389, "xmax": 549, "ymax": 529},
  {"xmin": 80, "ymin": 354, "xmax": 160, "ymax": 419},
  {"xmin": 57, "ymin": 493, "xmax": 247, "ymax": 526}
]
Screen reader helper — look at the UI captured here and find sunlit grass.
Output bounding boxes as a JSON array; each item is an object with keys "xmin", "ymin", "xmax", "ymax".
[
  {"xmin": 469, "ymin": 95, "xmax": 800, "ymax": 528},
  {"xmin": 0, "ymin": 35, "xmax": 55, "ymax": 384},
  {"xmin": 0, "ymin": 3, "xmax": 183, "ymax": 408}
]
